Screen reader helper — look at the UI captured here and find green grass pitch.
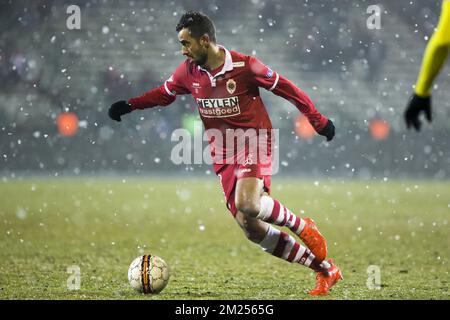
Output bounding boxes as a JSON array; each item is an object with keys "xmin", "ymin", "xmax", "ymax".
[{"xmin": 0, "ymin": 177, "xmax": 448, "ymax": 299}]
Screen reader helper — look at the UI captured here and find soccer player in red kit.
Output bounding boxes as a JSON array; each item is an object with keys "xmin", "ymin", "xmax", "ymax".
[{"xmin": 108, "ymin": 11, "xmax": 342, "ymax": 295}]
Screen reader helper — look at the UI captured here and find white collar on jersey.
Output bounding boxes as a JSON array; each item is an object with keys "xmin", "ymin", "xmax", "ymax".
[{"xmin": 197, "ymin": 44, "xmax": 233, "ymax": 79}]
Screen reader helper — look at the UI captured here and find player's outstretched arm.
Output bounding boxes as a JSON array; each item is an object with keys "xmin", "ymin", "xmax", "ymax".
[
  {"xmin": 108, "ymin": 85, "xmax": 176, "ymax": 122},
  {"xmin": 249, "ymin": 56, "xmax": 335, "ymax": 141},
  {"xmin": 273, "ymin": 78, "xmax": 335, "ymax": 141},
  {"xmin": 405, "ymin": 0, "xmax": 450, "ymax": 131},
  {"xmin": 273, "ymin": 76, "xmax": 336, "ymax": 141},
  {"xmin": 108, "ymin": 62, "xmax": 190, "ymax": 122}
]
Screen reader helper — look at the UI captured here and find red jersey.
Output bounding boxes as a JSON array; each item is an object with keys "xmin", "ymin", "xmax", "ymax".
[{"xmin": 128, "ymin": 46, "xmax": 328, "ymax": 164}]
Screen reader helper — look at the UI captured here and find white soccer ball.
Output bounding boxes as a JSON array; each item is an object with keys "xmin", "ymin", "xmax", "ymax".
[{"xmin": 128, "ymin": 254, "xmax": 170, "ymax": 294}]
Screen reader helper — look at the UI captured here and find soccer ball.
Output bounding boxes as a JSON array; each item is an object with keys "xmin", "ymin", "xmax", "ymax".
[{"xmin": 128, "ymin": 254, "xmax": 170, "ymax": 294}]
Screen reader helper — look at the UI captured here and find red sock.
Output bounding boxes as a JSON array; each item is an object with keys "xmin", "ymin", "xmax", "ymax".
[
  {"xmin": 258, "ymin": 226, "xmax": 329, "ymax": 272},
  {"xmin": 257, "ymin": 196, "xmax": 306, "ymax": 236}
]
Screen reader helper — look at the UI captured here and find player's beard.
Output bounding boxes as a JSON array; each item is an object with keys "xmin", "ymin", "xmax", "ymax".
[{"xmin": 194, "ymin": 50, "xmax": 208, "ymax": 67}]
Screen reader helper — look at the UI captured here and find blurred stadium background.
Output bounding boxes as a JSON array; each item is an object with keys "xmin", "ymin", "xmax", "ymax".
[{"xmin": 1, "ymin": 0, "xmax": 450, "ymax": 179}]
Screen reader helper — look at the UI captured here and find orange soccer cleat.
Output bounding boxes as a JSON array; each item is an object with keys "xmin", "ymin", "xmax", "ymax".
[
  {"xmin": 299, "ymin": 218, "xmax": 327, "ymax": 261},
  {"xmin": 308, "ymin": 259, "xmax": 343, "ymax": 296}
]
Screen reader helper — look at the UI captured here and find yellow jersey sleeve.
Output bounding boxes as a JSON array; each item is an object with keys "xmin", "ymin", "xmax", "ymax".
[{"xmin": 414, "ymin": 0, "xmax": 450, "ymax": 97}]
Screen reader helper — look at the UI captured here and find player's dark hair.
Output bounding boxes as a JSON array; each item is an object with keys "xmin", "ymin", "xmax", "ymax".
[{"xmin": 176, "ymin": 11, "xmax": 216, "ymax": 43}]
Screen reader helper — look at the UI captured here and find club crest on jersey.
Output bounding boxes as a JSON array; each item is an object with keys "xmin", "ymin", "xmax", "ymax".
[
  {"xmin": 226, "ymin": 79, "xmax": 236, "ymax": 94},
  {"xmin": 266, "ymin": 68, "xmax": 274, "ymax": 78}
]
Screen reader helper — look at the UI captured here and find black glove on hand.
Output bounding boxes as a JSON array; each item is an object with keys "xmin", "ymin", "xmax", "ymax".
[
  {"xmin": 404, "ymin": 94, "xmax": 432, "ymax": 131},
  {"xmin": 108, "ymin": 100, "xmax": 132, "ymax": 122},
  {"xmin": 318, "ymin": 119, "xmax": 335, "ymax": 142}
]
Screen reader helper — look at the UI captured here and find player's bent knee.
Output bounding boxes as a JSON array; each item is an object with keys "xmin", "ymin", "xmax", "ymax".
[
  {"xmin": 238, "ymin": 213, "xmax": 268, "ymax": 243},
  {"xmin": 235, "ymin": 198, "xmax": 260, "ymax": 218}
]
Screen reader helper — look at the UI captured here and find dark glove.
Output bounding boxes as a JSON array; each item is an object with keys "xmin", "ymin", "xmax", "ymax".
[
  {"xmin": 318, "ymin": 119, "xmax": 335, "ymax": 141},
  {"xmin": 404, "ymin": 94, "xmax": 432, "ymax": 131},
  {"xmin": 108, "ymin": 100, "xmax": 132, "ymax": 122}
]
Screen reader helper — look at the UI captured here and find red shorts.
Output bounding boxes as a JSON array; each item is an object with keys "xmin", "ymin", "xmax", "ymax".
[{"xmin": 214, "ymin": 162, "xmax": 271, "ymax": 217}]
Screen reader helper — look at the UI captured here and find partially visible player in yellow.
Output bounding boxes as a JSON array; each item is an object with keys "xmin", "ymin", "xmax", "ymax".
[{"xmin": 405, "ymin": 0, "xmax": 450, "ymax": 131}]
